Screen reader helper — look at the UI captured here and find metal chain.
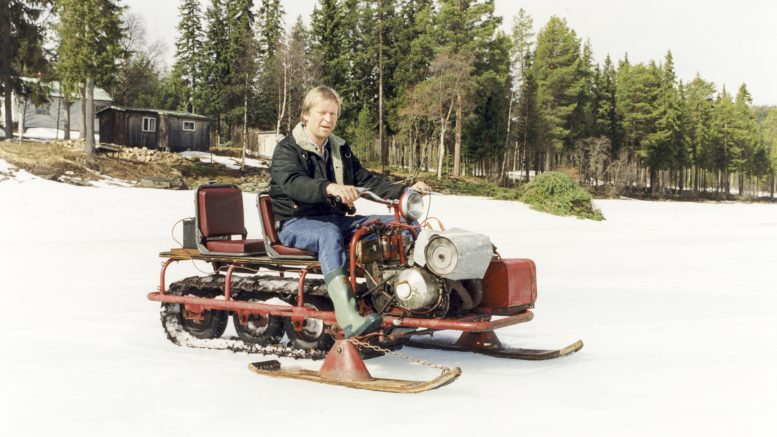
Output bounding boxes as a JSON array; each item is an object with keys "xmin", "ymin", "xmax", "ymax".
[{"xmin": 348, "ymin": 338, "xmax": 454, "ymax": 373}]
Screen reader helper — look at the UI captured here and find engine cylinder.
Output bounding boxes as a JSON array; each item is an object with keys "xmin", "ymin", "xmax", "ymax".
[{"xmin": 393, "ymin": 267, "xmax": 440, "ymax": 311}]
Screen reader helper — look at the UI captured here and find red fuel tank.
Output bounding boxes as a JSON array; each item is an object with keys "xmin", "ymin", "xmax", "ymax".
[{"xmin": 478, "ymin": 259, "xmax": 537, "ymax": 314}]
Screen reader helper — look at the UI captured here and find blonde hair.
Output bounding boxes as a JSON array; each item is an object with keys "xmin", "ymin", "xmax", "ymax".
[{"xmin": 300, "ymin": 86, "xmax": 342, "ymax": 122}]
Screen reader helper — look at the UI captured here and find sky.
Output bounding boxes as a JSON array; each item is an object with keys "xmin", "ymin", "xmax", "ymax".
[{"xmin": 125, "ymin": 0, "xmax": 777, "ymax": 105}]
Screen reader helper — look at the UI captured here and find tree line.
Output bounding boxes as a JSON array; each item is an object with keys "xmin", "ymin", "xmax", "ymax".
[{"xmin": 1, "ymin": 0, "xmax": 776, "ymax": 198}]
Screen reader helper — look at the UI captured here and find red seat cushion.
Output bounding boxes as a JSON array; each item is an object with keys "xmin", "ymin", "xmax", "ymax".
[
  {"xmin": 205, "ymin": 239, "xmax": 265, "ymax": 254},
  {"xmin": 199, "ymin": 187, "xmax": 245, "ymax": 238},
  {"xmin": 270, "ymin": 243, "xmax": 315, "ymax": 257}
]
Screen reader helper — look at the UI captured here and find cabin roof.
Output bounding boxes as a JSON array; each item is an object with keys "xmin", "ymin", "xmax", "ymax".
[{"xmin": 96, "ymin": 105, "xmax": 210, "ymax": 121}]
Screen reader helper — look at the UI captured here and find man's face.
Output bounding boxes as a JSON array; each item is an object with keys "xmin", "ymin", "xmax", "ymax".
[{"xmin": 303, "ymin": 99, "xmax": 339, "ymax": 145}]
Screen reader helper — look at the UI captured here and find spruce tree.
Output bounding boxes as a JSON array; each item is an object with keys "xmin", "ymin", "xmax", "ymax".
[
  {"xmin": 712, "ymin": 87, "xmax": 737, "ymax": 193},
  {"xmin": 172, "ymin": 0, "xmax": 204, "ymax": 113},
  {"xmin": 200, "ymin": 0, "xmax": 229, "ymax": 144},
  {"xmin": 594, "ymin": 55, "xmax": 619, "ymax": 155},
  {"xmin": 0, "ymin": 0, "xmax": 49, "ymax": 140},
  {"xmin": 56, "ymin": 0, "xmax": 124, "ymax": 152},
  {"xmin": 642, "ymin": 51, "xmax": 683, "ymax": 192}
]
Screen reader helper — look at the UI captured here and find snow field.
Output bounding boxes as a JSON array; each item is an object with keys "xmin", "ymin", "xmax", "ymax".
[{"xmin": 1, "ymin": 165, "xmax": 775, "ymax": 437}]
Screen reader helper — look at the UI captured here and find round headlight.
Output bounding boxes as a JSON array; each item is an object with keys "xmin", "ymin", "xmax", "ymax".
[{"xmin": 399, "ymin": 189, "xmax": 425, "ymax": 222}]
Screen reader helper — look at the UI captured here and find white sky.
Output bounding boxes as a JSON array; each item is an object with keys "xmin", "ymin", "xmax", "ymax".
[{"xmin": 126, "ymin": 0, "xmax": 777, "ymax": 105}]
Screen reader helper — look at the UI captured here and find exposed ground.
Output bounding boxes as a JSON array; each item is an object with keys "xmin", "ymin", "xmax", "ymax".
[{"xmin": 0, "ymin": 140, "xmax": 270, "ymax": 190}]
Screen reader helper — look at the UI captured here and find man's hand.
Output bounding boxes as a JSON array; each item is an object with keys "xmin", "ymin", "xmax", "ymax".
[
  {"xmin": 326, "ymin": 183, "xmax": 360, "ymax": 205},
  {"xmin": 409, "ymin": 180, "xmax": 431, "ymax": 194}
]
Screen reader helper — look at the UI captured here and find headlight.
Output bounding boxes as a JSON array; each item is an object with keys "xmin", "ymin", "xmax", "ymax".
[{"xmin": 399, "ymin": 189, "xmax": 425, "ymax": 222}]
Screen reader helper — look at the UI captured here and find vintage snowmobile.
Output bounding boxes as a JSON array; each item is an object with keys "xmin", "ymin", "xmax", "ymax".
[{"xmin": 147, "ymin": 183, "xmax": 582, "ymax": 393}]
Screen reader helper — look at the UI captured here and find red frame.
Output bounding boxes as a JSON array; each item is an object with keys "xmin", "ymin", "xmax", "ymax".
[{"xmin": 150, "ymin": 198, "xmax": 533, "ymax": 339}]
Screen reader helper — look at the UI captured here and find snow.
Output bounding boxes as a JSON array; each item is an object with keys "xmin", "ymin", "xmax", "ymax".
[
  {"xmin": 180, "ymin": 150, "xmax": 268, "ymax": 169},
  {"xmin": 1, "ymin": 161, "xmax": 775, "ymax": 437},
  {"xmin": 22, "ymin": 127, "xmax": 94, "ymax": 141}
]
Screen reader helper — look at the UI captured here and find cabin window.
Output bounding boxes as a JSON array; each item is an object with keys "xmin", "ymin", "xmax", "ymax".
[
  {"xmin": 182, "ymin": 121, "xmax": 196, "ymax": 131},
  {"xmin": 142, "ymin": 116, "xmax": 156, "ymax": 132}
]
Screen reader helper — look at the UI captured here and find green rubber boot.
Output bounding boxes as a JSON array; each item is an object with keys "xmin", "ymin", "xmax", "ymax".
[{"xmin": 324, "ymin": 270, "xmax": 382, "ymax": 338}]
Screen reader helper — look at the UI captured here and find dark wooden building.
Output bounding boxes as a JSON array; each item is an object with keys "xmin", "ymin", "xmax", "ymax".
[{"xmin": 97, "ymin": 106, "xmax": 210, "ymax": 152}]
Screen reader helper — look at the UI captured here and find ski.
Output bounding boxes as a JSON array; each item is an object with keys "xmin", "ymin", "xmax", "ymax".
[{"xmin": 407, "ymin": 337, "xmax": 583, "ymax": 361}]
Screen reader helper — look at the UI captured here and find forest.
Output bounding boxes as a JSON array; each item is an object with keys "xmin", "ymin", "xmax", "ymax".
[{"xmin": 2, "ymin": 0, "xmax": 777, "ymax": 198}]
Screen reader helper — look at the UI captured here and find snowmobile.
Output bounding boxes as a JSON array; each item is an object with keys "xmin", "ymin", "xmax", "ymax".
[{"xmin": 147, "ymin": 183, "xmax": 582, "ymax": 393}]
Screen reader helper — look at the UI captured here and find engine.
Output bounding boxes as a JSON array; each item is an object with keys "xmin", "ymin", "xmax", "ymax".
[{"xmin": 365, "ymin": 228, "xmax": 494, "ymax": 316}]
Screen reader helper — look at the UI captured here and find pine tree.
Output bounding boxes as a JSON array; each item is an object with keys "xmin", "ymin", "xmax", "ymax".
[
  {"xmin": 531, "ymin": 16, "xmax": 584, "ymax": 171},
  {"xmin": 683, "ymin": 74, "xmax": 716, "ymax": 191},
  {"xmin": 56, "ymin": 0, "xmax": 125, "ymax": 152},
  {"xmin": 435, "ymin": 0, "xmax": 502, "ymax": 176},
  {"xmin": 172, "ymin": 0, "xmax": 204, "ymax": 113}
]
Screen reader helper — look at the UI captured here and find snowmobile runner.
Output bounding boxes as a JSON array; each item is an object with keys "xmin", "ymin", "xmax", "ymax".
[{"xmin": 147, "ymin": 183, "xmax": 582, "ymax": 393}]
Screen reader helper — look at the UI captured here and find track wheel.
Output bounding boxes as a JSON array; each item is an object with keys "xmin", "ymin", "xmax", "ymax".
[
  {"xmin": 233, "ymin": 306, "xmax": 283, "ymax": 346},
  {"xmin": 178, "ymin": 303, "xmax": 228, "ymax": 339},
  {"xmin": 284, "ymin": 296, "xmax": 334, "ymax": 352}
]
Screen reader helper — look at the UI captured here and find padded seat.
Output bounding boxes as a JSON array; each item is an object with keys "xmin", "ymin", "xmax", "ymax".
[
  {"xmin": 196, "ymin": 184, "xmax": 266, "ymax": 256},
  {"xmin": 205, "ymin": 239, "xmax": 265, "ymax": 254},
  {"xmin": 257, "ymin": 194, "xmax": 316, "ymax": 260}
]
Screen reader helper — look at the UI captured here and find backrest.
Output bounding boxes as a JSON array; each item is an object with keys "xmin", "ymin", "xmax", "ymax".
[
  {"xmin": 197, "ymin": 185, "xmax": 246, "ymax": 239},
  {"xmin": 258, "ymin": 194, "xmax": 279, "ymax": 244}
]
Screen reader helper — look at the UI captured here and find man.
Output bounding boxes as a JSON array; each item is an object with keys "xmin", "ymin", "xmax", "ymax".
[{"xmin": 269, "ymin": 86, "xmax": 430, "ymax": 338}]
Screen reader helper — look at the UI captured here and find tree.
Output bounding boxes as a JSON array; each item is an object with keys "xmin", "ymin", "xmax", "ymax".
[
  {"xmin": 56, "ymin": 0, "xmax": 124, "ymax": 153},
  {"xmin": 711, "ymin": 87, "xmax": 737, "ymax": 193},
  {"xmin": 761, "ymin": 108, "xmax": 777, "ymax": 197},
  {"xmin": 403, "ymin": 48, "xmax": 475, "ymax": 179},
  {"xmin": 172, "ymin": 0, "xmax": 204, "ymax": 113},
  {"xmin": 683, "ymin": 74, "xmax": 716, "ymax": 191},
  {"xmin": 283, "ymin": 16, "xmax": 314, "ymax": 133},
  {"xmin": 200, "ymin": 0, "xmax": 229, "ymax": 144},
  {"xmin": 642, "ymin": 51, "xmax": 683, "ymax": 192},
  {"xmin": 112, "ymin": 13, "xmax": 166, "ymax": 108},
  {"xmin": 593, "ymin": 55, "xmax": 620, "ymax": 156},
  {"xmin": 1, "ymin": 0, "xmax": 49, "ymax": 140},
  {"xmin": 503, "ymin": 8, "xmax": 533, "ymax": 182},
  {"xmin": 224, "ymin": 0, "xmax": 257, "ymax": 168},
  {"xmin": 254, "ymin": 0, "xmax": 286, "ymax": 131},
  {"xmin": 310, "ymin": 0, "xmax": 348, "ymax": 89},
  {"xmin": 531, "ymin": 16, "xmax": 584, "ymax": 171},
  {"xmin": 435, "ymin": 0, "xmax": 502, "ymax": 177}
]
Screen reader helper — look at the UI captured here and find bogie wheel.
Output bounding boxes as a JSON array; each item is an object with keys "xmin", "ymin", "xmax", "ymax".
[
  {"xmin": 178, "ymin": 304, "xmax": 229, "ymax": 339},
  {"xmin": 232, "ymin": 302, "xmax": 284, "ymax": 346},
  {"xmin": 283, "ymin": 296, "xmax": 334, "ymax": 352}
]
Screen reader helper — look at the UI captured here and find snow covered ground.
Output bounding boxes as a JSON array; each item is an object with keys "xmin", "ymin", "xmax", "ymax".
[
  {"xmin": 1, "ymin": 159, "xmax": 775, "ymax": 437},
  {"xmin": 180, "ymin": 150, "xmax": 268, "ymax": 169}
]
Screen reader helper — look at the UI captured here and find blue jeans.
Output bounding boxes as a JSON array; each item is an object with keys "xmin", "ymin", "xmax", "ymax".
[{"xmin": 278, "ymin": 214, "xmax": 397, "ymax": 276}]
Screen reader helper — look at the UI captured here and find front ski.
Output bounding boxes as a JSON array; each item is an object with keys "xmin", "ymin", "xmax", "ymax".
[
  {"xmin": 407, "ymin": 331, "xmax": 583, "ymax": 361},
  {"xmin": 248, "ymin": 339, "xmax": 461, "ymax": 393}
]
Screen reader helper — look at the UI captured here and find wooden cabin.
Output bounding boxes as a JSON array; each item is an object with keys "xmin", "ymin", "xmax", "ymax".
[{"xmin": 97, "ymin": 106, "xmax": 210, "ymax": 152}]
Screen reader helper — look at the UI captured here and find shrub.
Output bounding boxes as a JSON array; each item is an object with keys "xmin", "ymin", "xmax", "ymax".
[{"xmin": 519, "ymin": 172, "xmax": 604, "ymax": 220}]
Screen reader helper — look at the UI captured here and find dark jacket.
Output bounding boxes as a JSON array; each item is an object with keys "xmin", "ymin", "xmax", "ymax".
[{"xmin": 269, "ymin": 123, "xmax": 405, "ymax": 223}]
